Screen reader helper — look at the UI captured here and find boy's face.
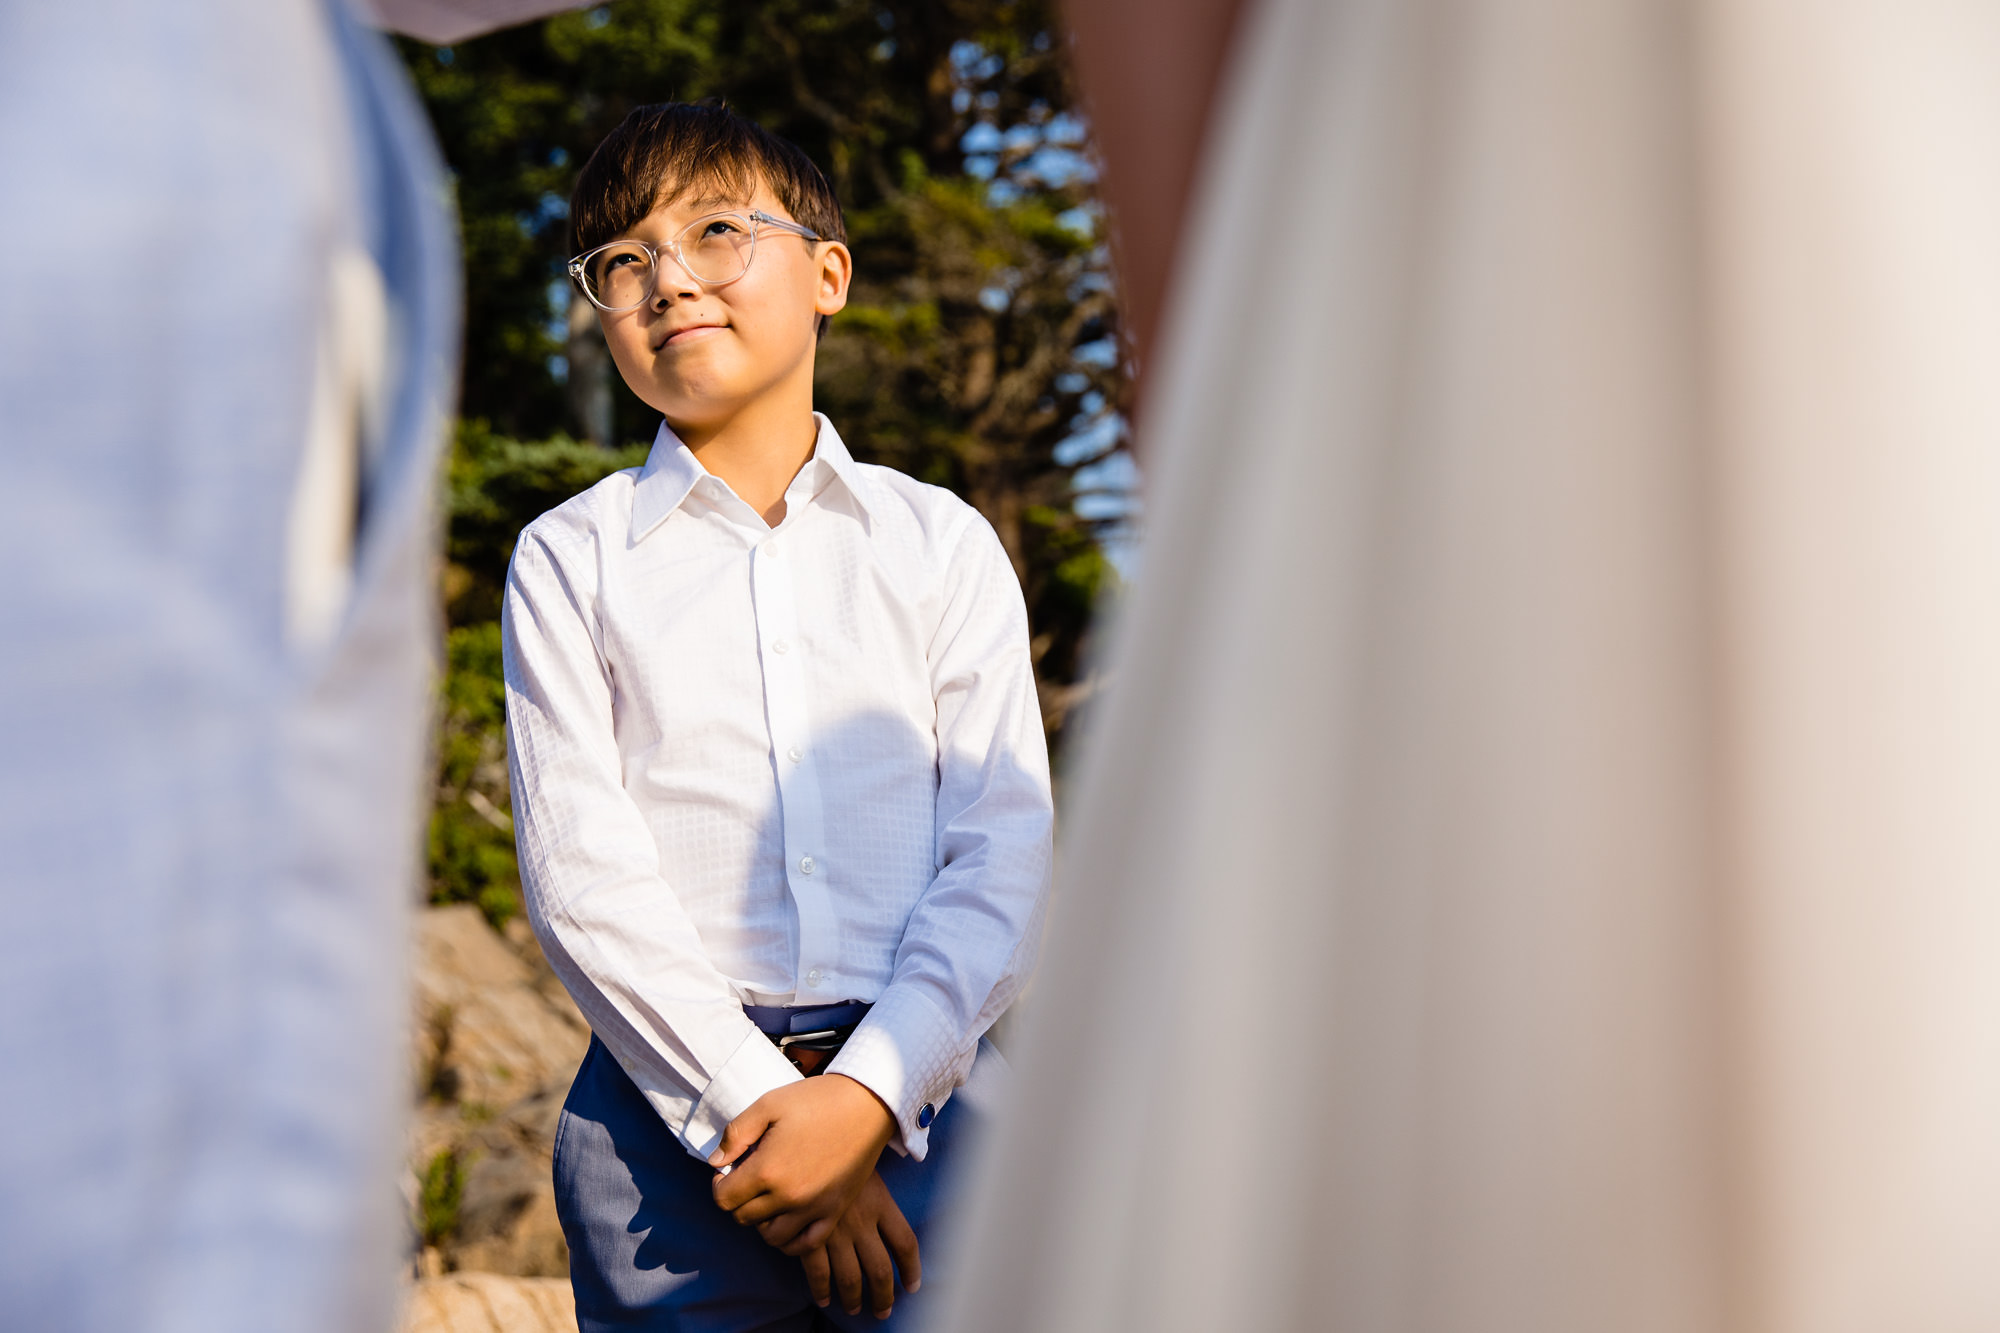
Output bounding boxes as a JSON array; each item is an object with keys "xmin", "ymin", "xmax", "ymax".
[{"xmin": 594, "ymin": 179, "xmax": 851, "ymax": 436}]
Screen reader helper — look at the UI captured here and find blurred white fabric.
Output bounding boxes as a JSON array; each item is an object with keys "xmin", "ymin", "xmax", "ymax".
[
  {"xmin": 944, "ymin": 0, "xmax": 2000, "ymax": 1330},
  {"xmin": 363, "ymin": 0, "xmax": 589, "ymax": 44},
  {"xmin": 0, "ymin": 2, "xmax": 458, "ymax": 1330}
]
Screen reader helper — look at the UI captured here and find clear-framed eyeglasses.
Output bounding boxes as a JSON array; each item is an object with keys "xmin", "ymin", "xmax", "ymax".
[{"xmin": 567, "ymin": 209, "xmax": 823, "ymax": 312}]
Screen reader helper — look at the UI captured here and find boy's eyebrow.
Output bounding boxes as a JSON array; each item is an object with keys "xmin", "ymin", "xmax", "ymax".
[{"xmin": 665, "ymin": 189, "xmax": 749, "ymax": 216}]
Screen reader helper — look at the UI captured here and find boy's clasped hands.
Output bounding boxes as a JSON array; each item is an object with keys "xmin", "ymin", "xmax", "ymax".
[{"xmin": 709, "ymin": 1073, "xmax": 922, "ymax": 1320}]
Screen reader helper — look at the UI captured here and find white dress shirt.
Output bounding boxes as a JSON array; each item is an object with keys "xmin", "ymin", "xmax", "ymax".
[{"xmin": 503, "ymin": 414, "xmax": 1053, "ymax": 1161}]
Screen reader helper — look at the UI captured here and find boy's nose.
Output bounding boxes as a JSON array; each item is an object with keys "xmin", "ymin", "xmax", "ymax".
[
  {"xmin": 652, "ymin": 256, "xmax": 702, "ymax": 306},
  {"xmin": 651, "ymin": 282, "xmax": 699, "ymax": 310}
]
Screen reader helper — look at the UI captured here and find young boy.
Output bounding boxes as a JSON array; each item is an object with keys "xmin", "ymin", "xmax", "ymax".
[{"xmin": 502, "ymin": 103, "xmax": 1053, "ymax": 1331}]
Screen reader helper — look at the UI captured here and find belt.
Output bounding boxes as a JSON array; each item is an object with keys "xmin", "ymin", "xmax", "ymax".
[{"xmin": 742, "ymin": 1000, "xmax": 871, "ymax": 1076}]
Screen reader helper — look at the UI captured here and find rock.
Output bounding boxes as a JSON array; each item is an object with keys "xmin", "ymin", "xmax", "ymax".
[
  {"xmin": 410, "ymin": 905, "xmax": 589, "ymax": 1281},
  {"xmin": 452, "ymin": 1189, "xmax": 569, "ymax": 1279},
  {"xmin": 414, "ymin": 905, "xmax": 589, "ymax": 1111},
  {"xmin": 451, "ymin": 1088, "xmax": 572, "ymax": 1278},
  {"xmin": 400, "ymin": 1273, "xmax": 577, "ymax": 1333},
  {"xmin": 503, "ymin": 915, "xmax": 581, "ymax": 1013}
]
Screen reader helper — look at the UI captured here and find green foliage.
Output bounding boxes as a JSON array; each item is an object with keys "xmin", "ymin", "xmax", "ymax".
[
  {"xmin": 428, "ymin": 424, "xmax": 646, "ymax": 921},
  {"xmin": 1028, "ymin": 503, "xmax": 1112, "ymax": 660},
  {"xmin": 429, "ymin": 622, "xmax": 520, "ymax": 925},
  {"xmin": 417, "ymin": 1148, "xmax": 469, "ymax": 1248},
  {"xmin": 446, "ymin": 419, "xmax": 649, "ymax": 625}
]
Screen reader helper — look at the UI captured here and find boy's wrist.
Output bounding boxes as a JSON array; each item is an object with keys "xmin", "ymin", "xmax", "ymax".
[
  {"xmin": 822, "ymin": 986, "xmax": 963, "ymax": 1153},
  {"xmin": 684, "ymin": 1023, "xmax": 806, "ymax": 1160},
  {"xmin": 822, "ymin": 1072, "xmax": 897, "ymax": 1155}
]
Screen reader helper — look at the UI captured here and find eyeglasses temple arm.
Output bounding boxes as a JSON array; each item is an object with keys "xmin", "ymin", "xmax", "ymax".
[{"xmin": 748, "ymin": 209, "xmax": 822, "ymax": 242}]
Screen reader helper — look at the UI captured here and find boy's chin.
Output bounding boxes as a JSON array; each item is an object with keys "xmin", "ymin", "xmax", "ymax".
[
  {"xmin": 651, "ymin": 376, "xmax": 797, "ymax": 428},
  {"xmin": 653, "ymin": 391, "xmax": 754, "ymax": 433},
  {"xmin": 646, "ymin": 380, "xmax": 734, "ymax": 417}
]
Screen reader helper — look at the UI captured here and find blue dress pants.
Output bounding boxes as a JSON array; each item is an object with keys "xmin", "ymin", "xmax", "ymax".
[{"xmin": 554, "ymin": 1036, "xmax": 988, "ymax": 1332}]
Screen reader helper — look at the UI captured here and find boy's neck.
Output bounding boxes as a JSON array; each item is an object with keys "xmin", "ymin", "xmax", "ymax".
[{"xmin": 672, "ymin": 392, "xmax": 819, "ymax": 528}]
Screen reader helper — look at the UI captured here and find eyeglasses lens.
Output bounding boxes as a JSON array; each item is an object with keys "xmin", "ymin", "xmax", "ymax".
[
  {"xmin": 675, "ymin": 215, "xmax": 755, "ymax": 285},
  {"xmin": 584, "ymin": 243, "xmax": 655, "ymax": 310},
  {"xmin": 579, "ymin": 216, "xmax": 758, "ymax": 309}
]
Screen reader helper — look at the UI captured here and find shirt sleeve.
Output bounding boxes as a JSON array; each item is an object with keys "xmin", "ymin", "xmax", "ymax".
[
  {"xmin": 502, "ymin": 528, "xmax": 801, "ymax": 1161},
  {"xmin": 825, "ymin": 510, "xmax": 1055, "ymax": 1158}
]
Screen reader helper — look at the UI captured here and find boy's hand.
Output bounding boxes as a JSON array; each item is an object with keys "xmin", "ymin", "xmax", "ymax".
[
  {"xmin": 799, "ymin": 1170, "xmax": 922, "ymax": 1319},
  {"xmin": 709, "ymin": 1073, "xmax": 897, "ymax": 1251}
]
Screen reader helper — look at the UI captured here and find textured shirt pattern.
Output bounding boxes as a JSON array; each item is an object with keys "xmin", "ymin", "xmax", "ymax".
[{"xmin": 503, "ymin": 415, "xmax": 1053, "ymax": 1160}]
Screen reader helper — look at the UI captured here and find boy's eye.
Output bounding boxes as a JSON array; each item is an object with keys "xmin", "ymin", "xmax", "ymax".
[
  {"xmin": 700, "ymin": 219, "xmax": 746, "ymax": 239},
  {"xmin": 583, "ymin": 245, "xmax": 656, "ymax": 306},
  {"xmin": 590, "ymin": 248, "xmax": 651, "ymax": 285}
]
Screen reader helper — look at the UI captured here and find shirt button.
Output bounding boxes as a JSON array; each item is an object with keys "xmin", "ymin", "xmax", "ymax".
[
  {"xmin": 766, "ymin": 541, "xmax": 780, "ymax": 557},
  {"xmin": 772, "ymin": 639, "xmax": 790, "ymax": 655},
  {"xmin": 799, "ymin": 855, "xmax": 816, "ymax": 875},
  {"xmin": 805, "ymin": 968, "xmax": 823, "ymax": 988},
  {"xmin": 787, "ymin": 745, "xmax": 803, "ymax": 764},
  {"xmin": 917, "ymin": 1103, "xmax": 936, "ymax": 1129}
]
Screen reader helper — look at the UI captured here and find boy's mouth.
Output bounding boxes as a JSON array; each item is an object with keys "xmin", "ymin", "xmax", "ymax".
[{"xmin": 657, "ymin": 321, "xmax": 726, "ymax": 350}]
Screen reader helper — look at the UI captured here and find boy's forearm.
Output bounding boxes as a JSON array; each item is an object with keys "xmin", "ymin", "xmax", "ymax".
[{"xmin": 823, "ymin": 855, "xmax": 1047, "ymax": 1154}]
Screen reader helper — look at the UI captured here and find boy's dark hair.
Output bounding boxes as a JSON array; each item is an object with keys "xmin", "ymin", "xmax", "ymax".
[{"xmin": 571, "ymin": 102, "xmax": 846, "ymax": 334}]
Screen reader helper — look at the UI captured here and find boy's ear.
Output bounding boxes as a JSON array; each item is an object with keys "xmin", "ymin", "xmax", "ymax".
[{"xmin": 815, "ymin": 241, "xmax": 852, "ymax": 322}]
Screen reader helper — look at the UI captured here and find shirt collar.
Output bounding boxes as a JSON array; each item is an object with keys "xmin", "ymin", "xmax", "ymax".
[
  {"xmin": 803, "ymin": 413, "xmax": 875, "ymax": 523},
  {"xmin": 629, "ymin": 413, "xmax": 873, "ymax": 543},
  {"xmin": 628, "ymin": 420, "xmax": 705, "ymax": 541}
]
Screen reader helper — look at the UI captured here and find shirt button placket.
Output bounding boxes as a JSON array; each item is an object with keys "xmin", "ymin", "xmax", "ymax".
[{"xmin": 757, "ymin": 527, "xmax": 833, "ymax": 1002}]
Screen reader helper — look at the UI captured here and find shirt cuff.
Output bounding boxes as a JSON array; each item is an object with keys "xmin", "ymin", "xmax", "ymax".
[
  {"xmin": 680, "ymin": 1023, "xmax": 803, "ymax": 1161},
  {"xmin": 825, "ymin": 985, "xmax": 964, "ymax": 1161}
]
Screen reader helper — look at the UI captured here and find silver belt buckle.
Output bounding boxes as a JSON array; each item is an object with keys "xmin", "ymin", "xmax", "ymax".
[{"xmin": 776, "ymin": 1028, "xmax": 841, "ymax": 1049}]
